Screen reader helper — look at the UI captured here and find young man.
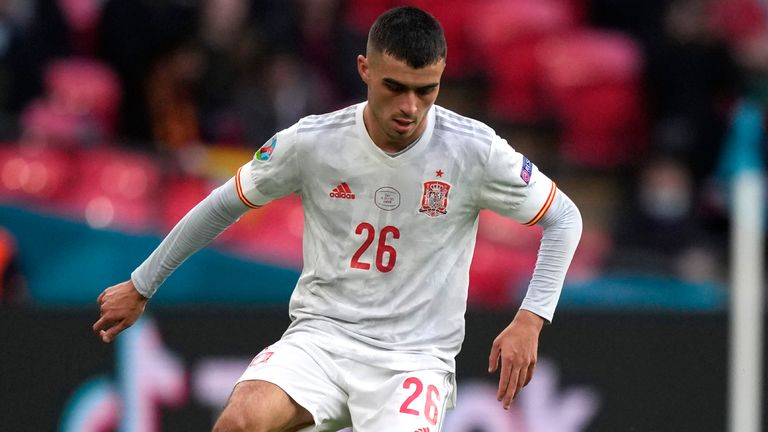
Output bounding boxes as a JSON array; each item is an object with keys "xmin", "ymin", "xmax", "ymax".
[{"xmin": 93, "ymin": 6, "xmax": 582, "ymax": 431}]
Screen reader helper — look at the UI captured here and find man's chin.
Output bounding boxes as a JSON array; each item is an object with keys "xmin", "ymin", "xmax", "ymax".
[{"xmin": 387, "ymin": 131, "xmax": 412, "ymax": 144}]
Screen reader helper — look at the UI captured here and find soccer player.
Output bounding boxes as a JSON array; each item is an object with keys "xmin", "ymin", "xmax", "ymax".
[{"xmin": 93, "ymin": 6, "xmax": 582, "ymax": 431}]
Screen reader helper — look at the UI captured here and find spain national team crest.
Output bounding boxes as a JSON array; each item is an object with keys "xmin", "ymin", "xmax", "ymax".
[{"xmin": 418, "ymin": 181, "xmax": 451, "ymax": 217}]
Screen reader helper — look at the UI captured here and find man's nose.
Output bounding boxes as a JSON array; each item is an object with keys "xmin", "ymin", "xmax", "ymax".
[{"xmin": 399, "ymin": 91, "xmax": 418, "ymax": 117}]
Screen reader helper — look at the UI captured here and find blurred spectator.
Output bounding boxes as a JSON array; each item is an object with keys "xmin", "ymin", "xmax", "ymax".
[
  {"xmin": 712, "ymin": 0, "xmax": 768, "ymax": 109},
  {"xmin": 293, "ymin": 0, "xmax": 364, "ymax": 107},
  {"xmin": 20, "ymin": 57, "xmax": 122, "ymax": 147},
  {"xmin": 734, "ymin": 32, "xmax": 768, "ymax": 105},
  {"xmin": 145, "ymin": 0, "xmax": 364, "ymax": 150},
  {"xmin": 0, "ymin": 0, "xmax": 70, "ymax": 127},
  {"xmin": 196, "ymin": 0, "xmax": 267, "ymax": 146},
  {"xmin": 645, "ymin": 0, "xmax": 740, "ymax": 184},
  {"xmin": 470, "ymin": 0, "xmax": 575, "ymax": 123},
  {"xmin": 609, "ymin": 156, "xmax": 726, "ymax": 282},
  {"xmin": 98, "ymin": 0, "xmax": 197, "ymax": 146},
  {"xmin": 588, "ymin": 0, "xmax": 667, "ymax": 47},
  {"xmin": 56, "ymin": 0, "xmax": 102, "ymax": 55},
  {"xmin": 537, "ymin": 29, "xmax": 648, "ymax": 170},
  {"xmin": 263, "ymin": 53, "xmax": 315, "ymax": 131},
  {"xmin": 146, "ymin": 39, "xmax": 205, "ymax": 150}
]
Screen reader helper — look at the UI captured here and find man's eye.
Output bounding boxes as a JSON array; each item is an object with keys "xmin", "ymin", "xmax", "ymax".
[{"xmin": 417, "ymin": 87, "xmax": 436, "ymax": 96}]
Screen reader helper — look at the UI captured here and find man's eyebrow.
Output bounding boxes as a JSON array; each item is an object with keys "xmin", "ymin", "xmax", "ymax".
[{"xmin": 382, "ymin": 77, "xmax": 439, "ymax": 91}]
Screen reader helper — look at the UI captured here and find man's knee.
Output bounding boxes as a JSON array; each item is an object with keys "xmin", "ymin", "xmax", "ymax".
[
  {"xmin": 212, "ymin": 380, "xmax": 312, "ymax": 432},
  {"xmin": 212, "ymin": 407, "xmax": 269, "ymax": 432},
  {"xmin": 212, "ymin": 409, "xmax": 248, "ymax": 432}
]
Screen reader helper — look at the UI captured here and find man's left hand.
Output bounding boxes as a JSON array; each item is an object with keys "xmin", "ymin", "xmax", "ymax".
[{"xmin": 488, "ymin": 309, "xmax": 544, "ymax": 409}]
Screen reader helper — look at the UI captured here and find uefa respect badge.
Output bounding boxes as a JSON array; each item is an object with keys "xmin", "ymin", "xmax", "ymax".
[{"xmin": 520, "ymin": 156, "xmax": 532, "ymax": 184}]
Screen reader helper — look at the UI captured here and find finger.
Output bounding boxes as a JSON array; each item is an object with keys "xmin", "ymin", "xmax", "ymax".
[
  {"xmin": 523, "ymin": 361, "xmax": 536, "ymax": 387},
  {"xmin": 497, "ymin": 355, "xmax": 512, "ymax": 401},
  {"xmin": 101, "ymin": 320, "xmax": 128, "ymax": 343},
  {"xmin": 488, "ymin": 342, "xmax": 500, "ymax": 373},
  {"xmin": 513, "ymin": 364, "xmax": 528, "ymax": 400},
  {"xmin": 92, "ymin": 315, "xmax": 113, "ymax": 334},
  {"xmin": 97, "ymin": 290, "xmax": 107, "ymax": 304},
  {"xmin": 502, "ymin": 363, "xmax": 521, "ymax": 409}
]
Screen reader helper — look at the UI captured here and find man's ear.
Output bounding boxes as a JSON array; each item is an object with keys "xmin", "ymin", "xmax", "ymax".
[{"xmin": 357, "ymin": 54, "xmax": 369, "ymax": 83}]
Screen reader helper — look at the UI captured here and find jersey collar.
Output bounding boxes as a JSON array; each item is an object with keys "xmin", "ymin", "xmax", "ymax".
[{"xmin": 355, "ymin": 102, "xmax": 435, "ymax": 165}]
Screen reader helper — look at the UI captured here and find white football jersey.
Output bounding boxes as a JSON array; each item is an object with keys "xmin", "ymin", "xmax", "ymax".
[{"xmin": 236, "ymin": 102, "xmax": 557, "ymax": 372}]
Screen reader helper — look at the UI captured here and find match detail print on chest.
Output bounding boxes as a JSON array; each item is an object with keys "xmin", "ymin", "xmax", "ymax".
[{"xmin": 325, "ymin": 166, "xmax": 453, "ymax": 218}]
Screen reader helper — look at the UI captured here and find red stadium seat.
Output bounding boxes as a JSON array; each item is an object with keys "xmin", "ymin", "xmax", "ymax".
[
  {"xmin": 43, "ymin": 58, "xmax": 122, "ymax": 138},
  {"xmin": 21, "ymin": 58, "xmax": 121, "ymax": 148},
  {"xmin": 67, "ymin": 148, "xmax": 161, "ymax": 231},
  {"xmin": 404, "ymin": 0, "xmax": 481, "ymax": 78},
  {"xmin": 566, "ymin": 227, "xmax": 613, "ymax": 282},
  {"xmin": 218, "ymin": 194, "xmax": 304, "ymax": 268},
  {"xmin": 469, "ymin": 210, "xmax": 542, "ymax": 307},
  {"xmin": 0, "ymin": 144, "xmax": 73, "ymax": 205},
  {"xmin": 537, "ymin": 30, "xmax": 647, "ymax": 169},
  {"xmin": 57, "ymin": 0, "xmax": 103, "ymax": 54},
  {"xmin": 469, "ymin": 0, "xmax": 575, "ymax": 122},
  {"xmin": 345, "ymin": 0, "xmax": 480, "ymax": 79},
  {"xmin": 709, "ymin": 0, "xmax": 768, "ymax": 44},
  {"xmin": 343, "ymin": 0, "xmax": 398, "ymax": 35},
  {"xmin": 157, "ymin": 175, "xmax": 304, "ymax": 267},
  {"xmin": 470, "ymin": 210, "xmax": 613, "ymax": 307},
  {"xmin": 159, "ymin": 175, "xmax": 214, "ymax": 233}
]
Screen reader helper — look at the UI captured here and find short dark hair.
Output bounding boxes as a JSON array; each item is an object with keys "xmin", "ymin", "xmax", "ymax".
[{"xmin": 368, "ymin": 6, "xmax": 447, "ymax": 69}]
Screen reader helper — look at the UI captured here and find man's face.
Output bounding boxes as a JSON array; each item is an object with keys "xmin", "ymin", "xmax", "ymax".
[{"xmin": 357, "ymin": 51, "xmax": 445, "ymax": 152}]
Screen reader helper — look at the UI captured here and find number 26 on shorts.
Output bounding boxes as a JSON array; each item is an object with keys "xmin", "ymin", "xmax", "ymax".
[{"xmin": 400, "ymin": 376, "xmax": 441, "ymax": 426}]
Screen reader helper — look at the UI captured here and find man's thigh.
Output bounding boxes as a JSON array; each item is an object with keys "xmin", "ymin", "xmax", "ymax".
[
  {"xmin": 235, "ymin": 338, "xmax": 352, "ymax": 431},
  {"xmin": 217, "ymin": 380, "xmax": 314, "ymax": 431},
  {"xmin": 348, "ymin": 367, "xmax": 455, "ymax": 432}
]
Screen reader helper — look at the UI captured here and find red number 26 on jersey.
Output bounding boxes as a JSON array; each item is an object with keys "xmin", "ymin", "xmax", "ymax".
[{"xmin": 350, "ymin": 222, "xmax": 400, "ymax": 272}]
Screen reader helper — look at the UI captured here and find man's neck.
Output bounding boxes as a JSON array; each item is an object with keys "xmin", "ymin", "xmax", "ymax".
[
  {"xmin": 362, "ymin": 105, "xmax": 426, "ymax": 154},
  {"xmin": 384, "ymin": 135, "xmax": 422, "ymax": 157}
]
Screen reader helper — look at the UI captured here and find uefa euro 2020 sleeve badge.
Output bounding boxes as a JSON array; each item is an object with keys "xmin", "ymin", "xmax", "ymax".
[{"xmin": 418, "ymin": 181, "xmax": 451, "ymax": 217}]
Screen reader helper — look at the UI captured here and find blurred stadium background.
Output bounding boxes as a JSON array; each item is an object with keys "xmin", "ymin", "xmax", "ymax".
[{"xmin": 0, "ymin": 0, "xmax": 765, "ymax": 431}]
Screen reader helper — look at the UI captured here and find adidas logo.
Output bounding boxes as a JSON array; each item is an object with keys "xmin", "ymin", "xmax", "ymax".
[
  {"xmin": 413, "ymin": 428, "xmax": 430, "ymax": 432},
  {"xmin": 329, "ymin": 182, "xmax": 356, "ymax": 199}
]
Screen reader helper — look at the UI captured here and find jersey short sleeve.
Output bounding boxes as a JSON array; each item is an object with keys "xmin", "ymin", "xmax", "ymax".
[
  {"xmin": 235, "ymin": 125, "xmax": 301, "ymax": 207},
  {"xmin": 478, "ymin": 135, "xmax": 557, "ymax": 225}
]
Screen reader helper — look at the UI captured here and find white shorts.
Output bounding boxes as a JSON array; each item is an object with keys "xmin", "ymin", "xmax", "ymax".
[{"xmin": 238, "ymin": 333, "xmax": 455, "ymax": 432}]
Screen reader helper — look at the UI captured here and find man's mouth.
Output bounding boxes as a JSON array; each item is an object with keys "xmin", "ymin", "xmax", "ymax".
[{"xmin": 392, "ymin": 118, "xmax": 414, "ymax": 133}]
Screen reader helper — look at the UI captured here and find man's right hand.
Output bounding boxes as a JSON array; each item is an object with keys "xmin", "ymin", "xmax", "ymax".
[{"xmin": 92, "ymin": 280, "xmax": 148, "ymax": 343}]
